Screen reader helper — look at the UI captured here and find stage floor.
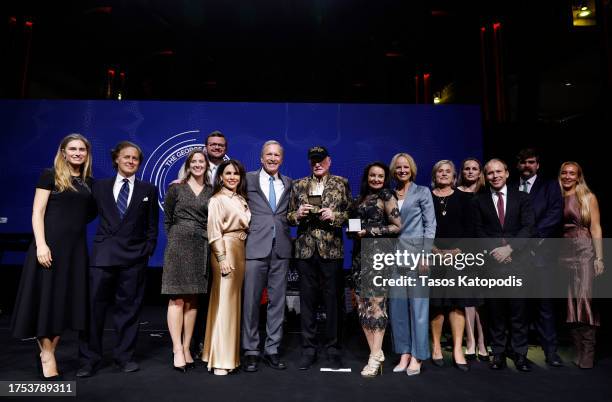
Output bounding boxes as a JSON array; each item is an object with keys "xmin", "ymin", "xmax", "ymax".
[{"xmin": 1, "ymin": 306, "xmax": 611, "ymax": 402}]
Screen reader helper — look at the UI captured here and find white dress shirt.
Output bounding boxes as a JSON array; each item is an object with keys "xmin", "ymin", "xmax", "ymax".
[
  {"xmin": 519, "ymin": 174, "xmax": 536, "ymax": 194},
  {"xmin": 113, "ymin": 174, "xmax": 136, "ymax": 206},
  {"xmin": 208, "ymin": 162, "xmax": 219, "ymax": 184},
  {"xmin": 259, "ymin": 169, "xmax": 285, "ymax": 208}
]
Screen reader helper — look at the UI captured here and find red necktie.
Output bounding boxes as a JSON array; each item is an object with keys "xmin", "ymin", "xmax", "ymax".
[{"xmin": 496, "ymin": 192, "xmax": 505, "ymax": 226}]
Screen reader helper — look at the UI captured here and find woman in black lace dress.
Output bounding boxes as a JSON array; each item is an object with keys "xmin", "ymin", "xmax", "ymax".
[{"xmin": 351, "ymin": 162, "xmax": 401, "ymax": 377}]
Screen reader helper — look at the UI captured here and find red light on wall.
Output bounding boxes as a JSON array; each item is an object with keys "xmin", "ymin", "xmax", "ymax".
[
  {"xmin": 155, "ymin": 50, "xmax": 175, "ymax": 56},
  {"xmin": 431, "ymin": 10, "xmax": 449, "ymax": 17},
  {"xmin": 493, "ymin": 22, "xmax": 501, "ymax": 31},
  {"xmin": 385, "ymin": 52, "xmax": 402, "ymax": 58},
  {"xmin": 480, "ymin": 26, "xmax": 486, "ymax": 32},
  {"xmin": 119, "ymin": 72, "xmax": 125, "ymax": 79},
  {"xmin": 423, "ymin": 73, "xmax": 431, "ymax": 80},
  {"xmin": 107, "ymin": 69, "xmax": 115, "ymax": 76},
  {"xmin": 24, "ymin": 20, "xmax": 33, "ymax": 28},
  {"xmin": 9, "ymin": 16, "xmax": 17, "ymax": 25}
]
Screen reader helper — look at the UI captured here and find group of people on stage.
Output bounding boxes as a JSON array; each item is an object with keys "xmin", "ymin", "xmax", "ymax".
[{"xmin": 10, "ymin": 131, "xmax": 604, "ymax": 381}]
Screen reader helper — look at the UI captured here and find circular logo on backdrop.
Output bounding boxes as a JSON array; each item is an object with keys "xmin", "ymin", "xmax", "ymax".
[{"xmin": 140, "ymin": 130, "xmax": 204, "ymax": 211}]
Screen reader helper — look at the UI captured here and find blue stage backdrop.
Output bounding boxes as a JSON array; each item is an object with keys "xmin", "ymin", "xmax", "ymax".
[{"xmin": 0, "ymin": 100, "xmax": 482, "ymax": 268}]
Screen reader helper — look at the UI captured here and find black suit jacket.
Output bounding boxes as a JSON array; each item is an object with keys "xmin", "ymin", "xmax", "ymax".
[
  {"xmin": 90, "ymin": 177, "xmax": 159, "ymax": 267},
  {"xmin": 510, "ymin": 176, "xmax": 562, "ymax": 238},
  {"xmin": 472, "ymin": 186, "xmax": 536, "ymax": 263}
]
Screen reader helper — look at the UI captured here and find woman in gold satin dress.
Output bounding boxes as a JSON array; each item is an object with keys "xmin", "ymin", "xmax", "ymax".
[{"xmin": 203, "ymin": 159, "xmax": 251, "ymax": 375}]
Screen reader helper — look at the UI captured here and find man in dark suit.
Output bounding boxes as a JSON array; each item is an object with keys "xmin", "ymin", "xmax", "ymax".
[
  {"xmin": 287, "ymin": 146, "xmax": 351, "ymax": 370},
  {"xmin": 77, "ymin": 141, "xmax": 159, "ymax": 377},
  {"xmin": 242, "ymin": 140, "xmax": 292, "ymax": 372},
  {"xmin": 473, "ymin": 158, "xmax": 535, "ymax": 372},
  {"xmin": 513, "ymin": 148, "xmax": 564, "ymax": 367}
]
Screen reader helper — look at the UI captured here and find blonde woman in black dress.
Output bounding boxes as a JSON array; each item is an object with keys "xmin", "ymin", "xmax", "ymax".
[
  {"xmin": 11, "ymin": 134, "xmax": 93, "ymax": 379},
  {"xmin": 163, "ymin": 149, "xmax": 212, "ymax": 372}
]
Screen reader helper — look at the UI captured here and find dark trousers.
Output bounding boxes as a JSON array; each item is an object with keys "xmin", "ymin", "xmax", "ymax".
[
  {"xmin": 296, "ymin": 252, "xmax": 344, "ymax": 356},
  {"xmin": 242, "ymin": 242, "xmax": 289, "ymax": 356},
  {"xmin": 79, "ymin": 262, "xmax": 146, "ymax": 365},
  {"xmin": 487, "ymin": 298, "xmax": 528, "ymax": 356}
]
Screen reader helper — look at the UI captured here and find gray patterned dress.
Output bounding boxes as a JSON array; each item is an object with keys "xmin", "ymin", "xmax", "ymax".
[{"xmin": 162, "ymin": 183, "xmax": 212, "ymax": 294}]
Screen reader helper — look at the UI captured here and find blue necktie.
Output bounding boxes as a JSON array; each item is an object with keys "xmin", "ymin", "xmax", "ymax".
[
  {"xmin": 268, "ymin": 176, "xmax": 276, "ymax": 211},
  {"xmin": 268, "ymin": 176, "xmax": 277, "ymax": 239},
  {"xmin": 117, "ymin": 178, "xmax": 130, "ymax": 219}
]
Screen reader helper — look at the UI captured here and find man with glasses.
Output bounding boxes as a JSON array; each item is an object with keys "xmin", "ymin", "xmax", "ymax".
[{"xmin": 204, "ymin": 131, "xmax": 228, "ymax": 183}]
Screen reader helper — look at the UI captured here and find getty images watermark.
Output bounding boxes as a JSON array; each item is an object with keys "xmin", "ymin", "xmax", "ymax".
[{"xmin": 357, "ymin": 238, "xmax": 612, "ymax": 299}]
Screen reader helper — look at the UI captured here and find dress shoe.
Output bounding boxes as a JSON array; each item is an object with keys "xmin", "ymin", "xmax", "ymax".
[
  {"xmin": 513, "ymin": 355, "xmax": 531, "ymax": 372},
  {"xmin": 298, "ymin": 354, "xmax": 316, "ymax": 370},
  {"xmin": 263, "ymin": 354, "xmax": 287, "ymax": 370},
  {"xmin": 431, "ymin": 357, "xmax": 444, "ymax": 367},
  {"xmin": 490, "ymin": 354, "xmax": 507, "ymax": 370},
  {"xmin": 464, "ymin": 353, "xmax": 476, "ymax": 361},
  {"xmin": 452, "ymin": 357, "xmax": 470, "ymax": 372},
  {"xmin": 327, "ymin": 354, "xmax": 343, "ymax": 370},
  {"xmin": 545, "ymin": 353, "xmax": 563, "ymax": 368},
  {"xmin": 76, "ymin": 364, "xmax": 97, "ymax": 378},
  {"xmin": 118, "ymin": 361, "xmax": 140, "ymax": 373},
  {"xmin": 244, "ymin": 355, "xmax": 259, "ymax": 372},
  {"xmin": 406, "ymin": 359, "xmax": 422, "ymax": 376}
]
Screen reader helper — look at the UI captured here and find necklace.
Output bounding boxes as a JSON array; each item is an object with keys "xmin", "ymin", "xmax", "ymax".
[
  {"xmin": 438, "ymin": 196, "xmax": 448, "ymax": 216},
  {"xmin": 434, "ymin": 189, "xmax": 453, "ymax": 216}
]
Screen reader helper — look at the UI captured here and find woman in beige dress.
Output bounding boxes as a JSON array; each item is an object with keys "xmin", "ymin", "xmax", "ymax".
[{"xmin": 203, "ymin": 159, "xmax": 251, "ymax": 375}]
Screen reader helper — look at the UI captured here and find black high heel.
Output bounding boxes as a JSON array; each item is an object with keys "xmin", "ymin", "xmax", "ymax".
[
  {"xmin": 451, "ymin": 355, "xmax": 470, "ymax": 372},
  {"xmin": 172, "ymin": 352, "xmax": 186, "ymax": 373},
  {"xmin": 35, "ymin": 346, "xmax": 61, "ymax": 380}
]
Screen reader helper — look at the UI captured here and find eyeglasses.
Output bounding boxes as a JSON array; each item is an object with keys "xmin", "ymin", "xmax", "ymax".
[{"xmin": 207, "ymin": 143, "xmax": 226, "ymax": 148}]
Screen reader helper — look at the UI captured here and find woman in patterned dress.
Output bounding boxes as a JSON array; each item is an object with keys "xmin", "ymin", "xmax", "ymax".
[{"xmin": 350, "ymin": 162, "xmax": 401, "ymax": 377}]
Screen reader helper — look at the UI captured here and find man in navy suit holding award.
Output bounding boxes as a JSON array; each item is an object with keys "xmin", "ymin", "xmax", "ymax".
[{"xmin": 77, "ymin": 141, "xmax": 159, "ymax": 377}]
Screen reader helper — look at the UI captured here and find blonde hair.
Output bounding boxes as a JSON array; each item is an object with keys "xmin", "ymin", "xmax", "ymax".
[
  {"xmin": 559, "ymin": 161, "xmax": 592, "ymax": 226},
  {"xmin": 431, "ymin": 160, "xmax": 456, "ymax": 189},
  {"xmin": 53, "ymin": 134, "xmax": 92, "ymax": 192},
  {"xmin": 390, "ymin": 152, "xmax": 418, "ymax": 182},
  {"xmin": 457, "ymin": 157, "xmax": 485, "ymax": 192}
]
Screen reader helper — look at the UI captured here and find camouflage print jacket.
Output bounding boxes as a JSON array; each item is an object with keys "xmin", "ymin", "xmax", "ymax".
[{"xmin": 287, "ymin": 174, "xmax": 351, "ymax": 260}]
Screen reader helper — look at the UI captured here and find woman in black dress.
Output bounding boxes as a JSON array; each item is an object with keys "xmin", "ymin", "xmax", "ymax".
[
  {"xmin": 11, "ymin": 134, "xmax": 94, "ymax": 379},
  {"xmin": 162, "ymin": 149, "xmax": 212, "ymax": 371},
  {"xmin": 429, "ymin": 160, "xmax": 475, "ymax": 371},
  {"xmin": 350, "ymin": 162, "xmax": 401, "ymax": 377},
  {"xmin": 456, "ymin": 157, "xmax": 489, "ymax": 361}
]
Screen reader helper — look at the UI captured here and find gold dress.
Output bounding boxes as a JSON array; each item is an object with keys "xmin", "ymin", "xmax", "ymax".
[{"xmin": 203, "ymin": 188, "xmax": 251, "ymax": 370}]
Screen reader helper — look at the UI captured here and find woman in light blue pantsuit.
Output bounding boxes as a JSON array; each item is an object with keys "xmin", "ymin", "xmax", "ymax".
[{"xmin": 388, "ymin": 153, "xmax": 436, "ymax": 375}]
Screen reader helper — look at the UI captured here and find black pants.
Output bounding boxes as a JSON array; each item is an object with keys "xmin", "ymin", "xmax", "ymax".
[
  {"xmin": 79, "ymin": 262, "xmax": 147, "ymax": 365},
  {"xmin": 487, "ymin": 298, "xmax": 528, "ymax": 356},
  {"xmin": 297, "ymin": 252, "xmax": 344, "ymax": 355}
]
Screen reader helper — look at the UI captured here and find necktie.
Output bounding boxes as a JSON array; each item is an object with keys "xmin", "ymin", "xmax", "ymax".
[
  {"xmin": 268, "ymin": 176, "xmax": 277, "ymax": 211},
  {"xmin": 496, "ymin": 191, "xmax": 505, "ymax": 226},
  {"xmin": 117, "ymin": 178, "xmax": 130, "ymax": 219},
  {"xmin": 521, "ymin": 180, "xmax": 529, "ymax": 193}
]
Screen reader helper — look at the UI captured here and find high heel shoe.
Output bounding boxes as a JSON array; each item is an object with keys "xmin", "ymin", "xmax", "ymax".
[
  {"xmin": 451, "ymin": 356, "xmax": 470, "ymax": 372},
  {"xmin": 35, "ymin": 346, "xmax": 61, "ymax": 380},
  {"xmin": 393, "ymin": 354, "xmax": 410, "ymax": 372},
  {"xmin": 406, "ymin": 359, "xmax": 422, "ymax": 376},
  {"xmin": 361, "ymin": 351, "xmax": 384, "ymax": 378},
  {"xmin": 172, "ymin": 352, "xmax": 186, "ymax": 373}
]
